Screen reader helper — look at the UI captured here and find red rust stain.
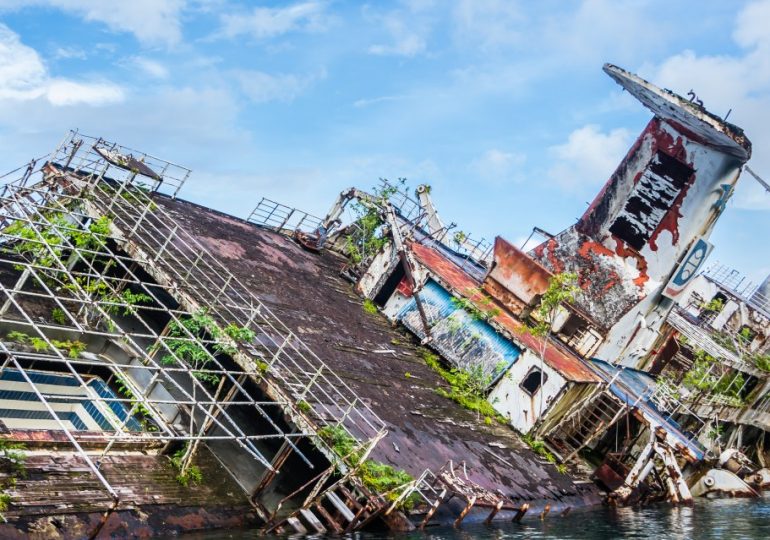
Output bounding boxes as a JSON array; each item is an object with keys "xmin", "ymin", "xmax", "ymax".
[
  {"xmin": 577, "ymin": 240, "xmax": 614, "ymax": 259},
  {"xmin": 544, "ymin": 239, "xmax": 565, "ymax": 274},
  {"xmin": 396, "ymin": 276, "xmax": 413, "ymax": 297}
]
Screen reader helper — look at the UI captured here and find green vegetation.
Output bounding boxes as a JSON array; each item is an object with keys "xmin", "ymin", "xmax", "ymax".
[
  {"xmin": 3, "ymin": 213, "xmax": 113, "ymax": 274},
  {"xmin": 158, "ymin": 310, "xmax": 255, "ymax": 385},
  {"xmin": 527, "ymin": 272, "xmax": 580, "ymax": 338},
  {"xmin": 1, "ymin": 212, "xmax": 157, "ymax": 330},
  {"xmin": 170, "ymin": 444, "xmax": 203, "ymax": 487},
  {"xmin": 0, "ymin": 439, "xmax": 27, "ymax": 515},
  {"xmin": 103, "ymin": 289, "xmax": 153, "ymax": 316},
  {"xmin": 50, "ymin": 339, "xmax": 87, "ymax": 358},
  {"xmin": 707, "ymin": 423, "xmax": 724, "ymax": 443},
  {"xmin": 51, "ymin": 307, "xmax": 67, "ymax": 324},
  {"xmin": 113, "ymin": 375, "xmax": 158, "ymax": 432},
  {"xmin": 450, "ymin": 288, "xmax": 500, "ymax": 321},
  {"xmin": 5, "ymin": 331, "xmax": 85, "ymax": 358},
  {"xmin": 317, "ymin": 425, "xmax": 418, "ymax": 509},
  {"xmin": 362, "ymin": 299, "xmax": 378, "ymax": 315},
  {"xmin": 701, "ymin": 297, "xmax": 725, "ymax": 314},
  {"xmin": 422, "ymin": 350, "xmax": 506, "ymax": 424},
  {"xmin": 522, "ymin": 434, "xmax": 558, "ymax": 465},
  {"xmin": 682, "ymin": 349, "xmax": 745, "ymax": 406},
  {"xmin": 344, "ymin": 179, "xmax": 404, "ymax": 265},
  {"xmin": 297, "ymin": 400, "xmax": 312, "ymax": 413}
]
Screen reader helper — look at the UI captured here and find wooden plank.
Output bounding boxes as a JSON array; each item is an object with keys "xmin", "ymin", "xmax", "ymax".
[
  {"xmin": 326, "ymin": 491, "xmax": 356, "ymax": 522},
  {"xmin": 314, "ymin": 503, "xmax": 343, "ymax": 533},
  {"xmin": 286, "ymin": 517, "xmax": 307, "ymax": 535},
  {"xmin": 298, "ymin": 508, "xmax": 326, "ymax": 534}
]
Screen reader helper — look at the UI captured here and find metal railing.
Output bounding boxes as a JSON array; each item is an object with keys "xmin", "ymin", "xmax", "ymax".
[
  {"xmin": 667, "ymin": 308, "xmax": 763, "ymax": 378},
  {"xmin": 247, "ymin": 197, "xmax": 323, "ymax": 233},
  {"xmin": 703, "ymin": 263, "xmax": 770, "ymax": 317},
  {"xmin": 48, "ymin": 130, "xmax": 192, "ymax": 198}
]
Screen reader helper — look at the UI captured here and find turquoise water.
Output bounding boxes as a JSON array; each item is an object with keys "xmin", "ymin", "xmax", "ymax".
[{"xmin": 180, "ymin": 497, "xmax": 770, "ymax": 539}]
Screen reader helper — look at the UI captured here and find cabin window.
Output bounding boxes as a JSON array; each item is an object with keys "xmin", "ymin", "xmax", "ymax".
[
  {"xmin": 520, "ymin": 367, "xmax": 546, "ymax": 396},
  {"xmin": 608, "ymin": 151, "xmax": 693, "ymax": 251}
]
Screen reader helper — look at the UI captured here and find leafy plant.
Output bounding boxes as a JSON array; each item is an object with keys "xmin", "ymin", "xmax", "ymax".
[
  {"xmin": 343, "ymin": 179, "xmax": 405, "ymax": 266},
  {"xmin": 103, "ymin": 289, "xmax": 154, "ymax": 316},
  {"xmin": 317, "ymin": 425, "xmax": 418, "ymax": 509},
  {"xmin": 30, "ymin": 337, "xmax": 49, "ymax": 352},
  {"xmin": 701, "ymin": 298, "xmax": 725, "ymax": 314},
  {"xmin": 159, "ymin": 310, "xmax": 255, "ymax": 385},
  {"xmin": 362, "ymin": 299, "xmax": 378, "ymax": 315},
  {"xmin": 51, "ymin": 308, "xmax": 67, "ymax": 324},
  {"xmin": 422, "ymin": 350, "xmax": 506, "ymax": 424},
  {"xmin": 297, "ymin": 400, "xmax": 312, "ymax": 413},
  {"xmin": 161, "ymin": 311, "xmax": 221, "ymax": 385},
  {"xmin": 527, "ymin": 273, "xmax": 580, "ymax": 338},
  {"xmin": 113, "ymin": 375, "xmax": 157, "ymax": 432},
  {"xmin": 170, "ymin": 444, "xmax": 203, "ymax": 487},
  {"xmin": 6, "ymin": 331, "xmax": 29, "ymax": 345},
  {"xmin": 522, "ymin": 434, "xmax": 558, "ymax": 464},
  {"xmin": 682, "ymin": 349, "xmax": 745, "ymax": 405},
  {"xmin": 0, "ymin": 439, "xmax": 26, "ymax": 516},
  {"xmin": 50, "ymin": 339, "xmax": 86, "ymax": 358},
  {"xmin": 523, "ymin": 273, "xmax": 580, "ymax": 418}
]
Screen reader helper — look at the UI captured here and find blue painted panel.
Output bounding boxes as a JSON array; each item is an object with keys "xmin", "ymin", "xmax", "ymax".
[
  {"xmin": 0, "ymin": 369, "xmax": 143, "ymax": 432},
  {"xmin": 397, "ymin": 279, "xmax": 520, "ymax": 385},
  {"xmin": 88, "ymin": 379, "xmax": 144, "ymax": 432},
  {"xmin": 587, "ymin": 358, "xmax": 706, "ymax": 460}
]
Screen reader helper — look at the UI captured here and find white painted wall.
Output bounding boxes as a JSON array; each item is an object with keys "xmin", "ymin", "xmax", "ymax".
[
  {"xmin": 488, "ymin": 349, "xmax": 567, "ymax": 434},
  {"xmin": 357, "ymin": 242, "xmax": 396, "ymax": 299}
]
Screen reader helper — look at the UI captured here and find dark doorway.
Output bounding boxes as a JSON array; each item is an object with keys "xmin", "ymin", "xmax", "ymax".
[{"xmin": 373, "ymin": 262, "xmax": 406, "ymax": 307}]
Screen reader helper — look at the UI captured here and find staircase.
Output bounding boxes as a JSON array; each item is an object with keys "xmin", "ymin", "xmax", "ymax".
[
  {"xmin": 266, "ymin": 473, "xmax": 391, "ymax": 535},
  {"xmin": 546, "ymin": 391, "xmax": 624, "ymax": 461}
]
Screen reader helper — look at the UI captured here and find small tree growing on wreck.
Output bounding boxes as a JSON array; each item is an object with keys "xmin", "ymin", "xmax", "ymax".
[
  {"xmin": 525, "ymin": 272, "xmax": 580, "ymax": 419},
  {"xmin": 344, "ymin": 178, "xmax": 405, "ymax": 267}
]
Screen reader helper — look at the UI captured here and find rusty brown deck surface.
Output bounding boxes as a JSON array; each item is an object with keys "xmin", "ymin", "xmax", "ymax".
[{"xmin": 156, "ymin": 195, "xmax": 601, "ymax": 514}]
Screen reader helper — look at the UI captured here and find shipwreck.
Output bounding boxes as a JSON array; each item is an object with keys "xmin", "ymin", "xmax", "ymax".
[{"xmin": 0, "ymin": 63, "xmax": 766, "ymax": 538}]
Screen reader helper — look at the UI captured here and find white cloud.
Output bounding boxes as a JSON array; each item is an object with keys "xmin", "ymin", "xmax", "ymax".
[
  {"xmin": 53, "ymin": 46, "xmax": 87, "ymax": 60},
  {"xmin": 452, "ymin": 0, "xmax": 525, "ymax": 50},
  {"xmin": 0, "ymin": 1, "xmax": 185, "ymax": 46},
  {"xmin": 124, "ymin": 56, "xmax": 169, "ymax": 79},
  {"xmin": 46, "ymin": 79, "xmax": 124, "ymax": 106},
  {"xmin": 0, "ymin": 23, "xmax": 124, "ymax": 106},
  {"xmin": 233, "ymin": 69, "xmax": 325, "ymax": 103},
  {"xmin": 368, "ymin": 18, "xmax": 426, "ymax": 56},
  {"xmin": 0, "ymin": 24, "xmax": 47, "ymax": 100},
  {"xmin": 547, "ymin": 124, "xmax": 631, "ymax": 191},
  {"xmin": 641, "ymin": 0, "xmax": 770, "ymax": 211},
  {"xmin": 470, "ymin": 148, "xmax": 526, "ymax": 184},
  {"xmin": 217, "ymin": 1, "xmax": 330, "ymax": 40},
  {"xmin": 353, "ymin": 95, "xmax": 407, "ymax": 108},
  {"xmin": 366, "ymin": 3, "xmax": 433, "ymax": 57}
]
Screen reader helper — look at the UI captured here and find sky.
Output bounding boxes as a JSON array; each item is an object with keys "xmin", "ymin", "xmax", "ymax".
[{"xmin": 0, "ymin": 0, "xmax": 769, "ymax": 284}]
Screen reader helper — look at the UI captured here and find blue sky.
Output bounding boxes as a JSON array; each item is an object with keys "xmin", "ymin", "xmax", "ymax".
[{"xmin": 0, "ymin": 0, "xmax": 769, "ymax": 284}]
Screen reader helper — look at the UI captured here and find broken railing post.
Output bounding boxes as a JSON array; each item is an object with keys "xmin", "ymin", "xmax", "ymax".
[
  {"xmin": 512, "ymin": 503, "xmax": 529, "ymax": 523},
  {"xmin": 453, "ymin": 495, "xmax": 476, "ymax": 527},
  {"xmin": 484, "ymin": 499, "xmax": 504, "ymax": 525}
]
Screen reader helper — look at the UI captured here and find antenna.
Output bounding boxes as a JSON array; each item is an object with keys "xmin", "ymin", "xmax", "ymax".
[{"xmin": 745, "ymin": 165, "xmax": 770, "ymax": 193}]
